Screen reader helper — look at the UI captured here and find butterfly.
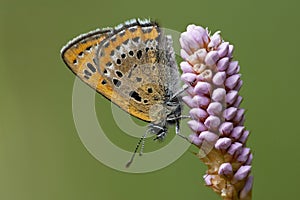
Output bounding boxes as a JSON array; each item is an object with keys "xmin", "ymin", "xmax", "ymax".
[{"xmin": 60, "ymin": 19, "xmax": 188, "ymax": 166}]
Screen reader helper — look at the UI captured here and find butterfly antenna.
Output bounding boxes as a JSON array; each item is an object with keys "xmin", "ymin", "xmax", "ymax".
[
  {"xmin": 125, "ymin": 131, "xmax": 148, "ymax": 168},
  {"xmin": 170, "ymin": 84, "xmax": 189, "ymax": 100},
  {"xmin": 139, "ymin": 130, "xmax": 149, "ymax": 156}
]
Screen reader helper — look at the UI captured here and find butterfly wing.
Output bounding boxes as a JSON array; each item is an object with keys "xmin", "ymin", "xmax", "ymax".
[
  {"xmin": 94, "ymin": 19, "xmax": 168, "ymax": 122},
  {"xmin": 61, "ymin": 19, "xmax": 178, "ymax": 123},
  {"xmin": 163, "ymin": 35, "xmax": 181, "ymax": 98},
  {"xmin": 61, "ymin": 27, "xmax": 114, "ymax": 97}
]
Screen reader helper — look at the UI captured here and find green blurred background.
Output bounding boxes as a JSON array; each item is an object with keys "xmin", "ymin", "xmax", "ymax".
[{"xmin": 1, "ymin": 0, "xmax": 299, "ymax": 199}]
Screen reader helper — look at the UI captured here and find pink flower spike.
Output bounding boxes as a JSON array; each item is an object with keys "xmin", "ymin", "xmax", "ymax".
[
  {"xmin": 180, "ymin": 49, "xmax": 189, "ymax": 60},
  {"xmin": 208, "ymin": 31, "xmax": 222, "ymax": 49},
  {"xmin": 180, "ymin": 31, "xmax": 201, "ymax": 52},
  {"xmin": 223, "ymin": 107, "xmax": 238, "ymax": 121},
  {"xmin": 232, "ymin": 165, "xmax": 251, "ymax": 184},
  {"xmin": 217, "ymin": 57, "xmax": 230, "ymax": 71},
  {"xmin": 227, "ymin": 142, "xmax": 243, "ymax": 156},
  {"xmin": 187, "ymin": 25, "xmax": 208, "ymax": 47},
  {"xmin": 205, "ymin": 51, "xmax": 220, "ymax": 66},
  {"xmin": 231, "ymin": 126, "xmax": 245, "ymax": 140},
  {"xmin": 182, "ymin": 96, "xmax": 195, "ymax": 108},
  {"xmin": 195, "ymin": 49, "xmax": 208, "ymax": 63},
  {"xmin": 240, "ymin": 176, "xmax": 254, "ymax": 199},
  {"xmin": 189, "ymin": 107, "xmax": 208, "ymax": 121},
  {"xmin": 217, "ymin": 42, "xmax": 229, "ymax": 58},
  {"xmin": 179, "ymin": 24, "xmax": 252, "ymax": 199},
  {"xmin": 188, "ymin": 120, "xmax": 207, "ymax": 133},
  {"xmin": 233, "ymin": 96, "xmax": 243, "ymax": 107},
  {"xmin": 238, "ymin": 115, "xmax": 245, "ymax": 126},
  {"xmin": 245, "ymin": 153, "xmax": 253, "ymax": 165},
  {"xmin": 237, "ymin": 148, "xmax": 251, "ymax": 163},
  {"xmin": 181, "ymin": 73, "xmax": 197, "ymax": 84},
  {"xmin": 218, "ymin": 163, "xmax": 233, "ymax": 177},
  {"xmin": 207, "ymin": 102, "xmax": 223, "ymax": 115},
  {"xmin": 186, "ymin": 24, "xmax": 198, "ymax": 32},
  {"xmin": 239, "ymin": 130, "xmax": 250, "ymax": 144},
  {"xmin": 227, "ymin": 44, "xmax": 234, "ymax": 58},
  {"xmin": 203, "ymin": 174, "xmax": 212, "ymax": 186},
  {"xmin": 215, "ymin": 138, "xmax": 232, "ymax": 150},
  {"xmin": 233, "ymin": 109, "xmax": 245, "ymax": 124},
  {"xmin": 212, "ymin": 71, "xmax": 226, "ymax": 86},
  {"xmin": 197, "ymin": 69, "xmax": 213, "ymax": 82},
  {"xmin": 179, "ymin": 34, "xmax": 193, "ymax": 54},
  {"xmin": 199, "ymin": 131, "xmax": 218, "ymax": 143},
  {"xmin": 189, "ymin": 133, "xmax": 202, "ymax": 146},
  {"xmin": 226, "ymin": 90, "xmax": 238, "ymax": 105},
  {"xmin": 212, "ymin": 88, "xmax": 226, "ymax": 102},
  {"xmin": 219, "ymin": 122, "xmax": 233, "ymax": 136},
  {"xmin": 234, "ymin": 79, "xmax": 243, "ymax": 91},
  {"xmin": 193, "ymin": 95, "xmax": 210, "ymax": 108},
  {"xmin": 225, "ymin": 74, "xmax": 241, "ymax": 89},
  {"xmin": 227, "ymin": 61, "xmax": 239, "ymax": 75},
  {"xmin": 180, "ymin": 61, "xmax": 194, "ymax": 73},
  {"xmin": 194, "ymin": 82, "xmax": 212, "ymax": 95},
  {"xmin": 186, "ymin": 85, "xmax": 195, "ymax": 96},
  {"xmin": 204, "ymin": 116, "xmax": 221, "ymax": 129}
]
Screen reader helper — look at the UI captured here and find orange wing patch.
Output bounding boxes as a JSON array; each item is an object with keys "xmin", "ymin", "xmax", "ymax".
[{"xmin": 61, "ymin": 28, "xmax": 116, "ymax": 100}]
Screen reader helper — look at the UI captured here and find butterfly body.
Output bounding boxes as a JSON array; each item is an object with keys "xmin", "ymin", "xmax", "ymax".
[{"xmin": 61, "ymin": 19, "xmax": 182, "ymax": 140}]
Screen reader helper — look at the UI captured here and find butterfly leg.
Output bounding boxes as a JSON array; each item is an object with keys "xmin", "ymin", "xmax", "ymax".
[
  {"xmin": 153, "ymin": 126, "xmax": 167, "ymax": 141},
  {"xmin": 175, "ymin": 119, "xmax": 191, "ymax": 143},
  {"xmin": 167, "ymin": 115, "xmax": 190, "ymax": 121}
]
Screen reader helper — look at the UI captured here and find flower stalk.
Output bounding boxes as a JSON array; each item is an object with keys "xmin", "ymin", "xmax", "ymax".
[{"xmin": 179, "ymin": 25, "xmax": 253, "ymax": 200}]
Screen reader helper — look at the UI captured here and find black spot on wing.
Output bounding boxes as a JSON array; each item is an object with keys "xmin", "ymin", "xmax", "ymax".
[
  {"xmin": 116, "ymin": 71, "xmax": 123, "ymax": 78},
  {"xmin": 84, "ymin": 70, "xmax": 92, "ymax": 76},
  {"xmin": 101, "ymin": 80, "xmax": 107, "ymax": 85},
  {"xmin": 113, "ymin": 78, "xmax": 121, "ymax": 87},
  {"xmin": 129, "ymin": 50, "xmax": 134, "ymax": 56},
  {"xmin": 129, "ymin": 91, "xmax": 141, "ymax": 102},
  {"xmin": 87, "ymin": 63, "xmax": 96, "ymax": 73},
  {"xmin": 136, "ymin": 50, "xmax": 142, "ymax": 59},
  {"xmin": 116, "ymin": 59, "xmax": 121, "ymax": 65}
]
